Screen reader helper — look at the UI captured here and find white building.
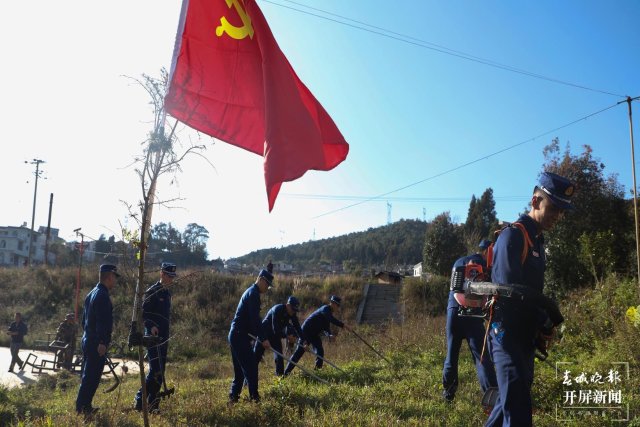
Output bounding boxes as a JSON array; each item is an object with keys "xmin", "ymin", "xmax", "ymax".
[
  {"xmin": 0, "ymin": 224, "xmax": 64, "ymax": 266},
  {"xmin": 272, "ymin": 262, "xmax": 294, "ymax": 273},
  {"xmin": 413, "ymin": 262, "xmax": 423, "ymax": 277},
  {"xmin": 0, "ymin": 225, "xmax": 30, "ymax": 266}
]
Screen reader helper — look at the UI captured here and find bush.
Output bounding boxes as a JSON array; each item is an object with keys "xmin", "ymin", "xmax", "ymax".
[{"xmin": 402, "ymin": 275, "xmax": 449, "ymax": 318}]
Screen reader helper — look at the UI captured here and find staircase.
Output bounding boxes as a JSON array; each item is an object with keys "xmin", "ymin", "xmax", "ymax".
[{"xmin": 356, "ymin": 284, "xmax": 403, "ymax": 325}]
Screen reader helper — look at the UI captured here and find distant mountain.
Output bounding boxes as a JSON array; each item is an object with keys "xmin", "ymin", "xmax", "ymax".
[{"xmin": 233, "ymin": 219, "xmax": 427, "ymax": 272}]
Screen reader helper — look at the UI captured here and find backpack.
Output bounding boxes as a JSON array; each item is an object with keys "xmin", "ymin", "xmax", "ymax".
[
  {"xmin": 450, "ymin": 221, "xmax": 532, "ymax": 306},
  {"xmin": 485, "ymin": 221, "xmax": 533, "ymax": 276}
]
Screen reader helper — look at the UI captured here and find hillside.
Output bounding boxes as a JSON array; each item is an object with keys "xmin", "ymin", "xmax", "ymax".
[{"xmin": 233, "ymin": 219, "xmax": 428, "ymax": 272}]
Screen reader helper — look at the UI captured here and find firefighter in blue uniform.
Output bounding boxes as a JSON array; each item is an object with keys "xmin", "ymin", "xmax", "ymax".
[
  {"xmin": 283, "ymin": 295, "xmax": 351, "ymax": 375},
  {"xmin": 486, "ymin": 172, "xmax": 574, "ymax": 427},
  {"xmin": 254, "ymin": 296, "xmax": 304, "ymax": 376},
  {"xmin": 228, "ymin": 269, "xmax": 273, "ymax": 403},
  {"xmin": 134, "ymin": 262, "xmax": 176, "ymax": 412},
  {"xmin": 442, "ymin": 240, "xmax": 497, "ymax": 402},
  {"xmin": 75, "ymin": 264, "xmax": 119, "ymax": 417}
]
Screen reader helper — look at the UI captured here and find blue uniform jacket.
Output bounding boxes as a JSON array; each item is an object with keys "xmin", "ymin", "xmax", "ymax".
[
  {"xmin": 491, "ymin": 214, "xmax": 548, "ymax": 335},
  {"xmin": 82, "ymin": 283, "xmax": 113, "ymax": 346},
  {"xmin": 448, "ymin": 253, "xmax": 486, "ymax": 310},
  {"xmin": 230, "ymin": 284, "xmax": 265, "ymax": 339},
  {"xmin": 8, "ymin": 321, "xmax": 28, "ymax": 343},
  {"xmin": 301, "ymin": 305, "xmax": 344, "ymax": 338},
  {"xmin": 142, "ymin": 281, "xmax": 172, "ymax": 338},
  {"xmin": 262, "ymin": 304, "xmax": 304, "ymax": 340}
]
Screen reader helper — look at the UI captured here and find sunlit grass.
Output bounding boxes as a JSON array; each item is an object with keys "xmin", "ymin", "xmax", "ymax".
[{"xmin": 1, "ymin": 271, "xmax": 639, "ymax": 425}]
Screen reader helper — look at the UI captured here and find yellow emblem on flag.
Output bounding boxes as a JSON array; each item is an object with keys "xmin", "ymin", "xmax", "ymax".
[{"xmin": 216, "ymin": 0, "xmax": 254, "ymax": 40}]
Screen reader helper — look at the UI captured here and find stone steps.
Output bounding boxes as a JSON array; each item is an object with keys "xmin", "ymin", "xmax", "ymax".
[{"xmin": 357, "ymin": 284, "xmax": 403, "ymax": 325}]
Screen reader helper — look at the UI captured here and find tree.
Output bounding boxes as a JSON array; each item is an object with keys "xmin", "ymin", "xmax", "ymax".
[
  {"xmin": 124, "ymin": 69, "xmax": 207, "ymax": 425},
  {"xmin": 183, "ymin": 223, "xmax": 209, "ymax": 262},
  {"xmin": 94, "ymin": 234, "xmax": 112, "ymax": 255},
  {"xmin": 423, "ymin": 212, "xmax": 466, "ymax": 276},
  {"xmin": 465, "ymin": 188, "xmax": 498, "ymax": 246},
  {"xmin": 150, "ymin": 222, "xmax": 183, "ymax": 253},
  {"xmin": 541, "ymin": 139, "xmax": 633, "ymax": 293}
]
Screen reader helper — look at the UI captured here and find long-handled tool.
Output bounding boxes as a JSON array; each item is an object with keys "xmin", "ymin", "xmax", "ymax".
[
  {"xmin": 306, "ymin": 346, "xmax": 347, "ymax": 375},
  {"xmin": 155, "ymin": 345, "xmax": 175, "ymax": 399},
  {"xmin": 248, "ymin": 334, "xmax": 330, "ymax": 385},
  {"xmin": 349, "ymin": 329, "xmax": 392, "ymax": 365}
]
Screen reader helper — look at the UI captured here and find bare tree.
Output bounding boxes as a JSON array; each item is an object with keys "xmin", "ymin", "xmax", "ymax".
[{"xmin": 123, "ymin": 69, "xmax": 207, "ymax": 426}]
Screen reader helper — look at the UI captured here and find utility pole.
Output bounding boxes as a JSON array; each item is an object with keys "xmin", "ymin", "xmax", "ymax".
[
  {"xmin": 73, "ymin": 228, "xmax": 85, "ymax": 320},
  {"xmin": 626, "ymin": 96, "xmax": 640, "ymax": 288},
  {"xmin": 387, "ymin": 202, "xmax": 392, "ymax": 225},
  {"xmin": 26, "ymin": 158, "xmax": 45, "ymax": 267}
]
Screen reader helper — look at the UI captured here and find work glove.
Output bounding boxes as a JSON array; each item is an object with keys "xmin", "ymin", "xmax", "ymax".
[{"xmin": 535, "ymin": 318, "xmax": 555, "ymax": 356}]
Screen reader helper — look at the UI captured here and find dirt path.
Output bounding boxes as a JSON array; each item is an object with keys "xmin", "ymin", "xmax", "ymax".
[{"xmin": 0, "ymin": 346, "xmax": 140, "ymax": 389}]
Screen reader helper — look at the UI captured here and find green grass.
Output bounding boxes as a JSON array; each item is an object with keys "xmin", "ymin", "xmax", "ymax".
[{"xmin": 1, "ymin": 269, "xmax": 639, "ymax": 426}]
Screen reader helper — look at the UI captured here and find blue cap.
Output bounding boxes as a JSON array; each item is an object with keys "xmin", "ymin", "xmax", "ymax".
[
  {"xmin": 258, "ymin": 269, "xmax": 274, "ymax": 286},
  {"xmin": 537, "ymin": 171, "xmax": 575, "ymax": 210},
  {"xmin": 100, "ymin": 264, "xmax": 120, "ymax": 277},
  {"xmin": 329, "ymin": 295, "xmax": 341, "ymax": 306},
  {"xmin": 478, "ymin": 239, "xmax": 492, "ymax": 250},
  {"xmin": 287, "ymin": 296, "xmax": 300, "ymax": 311},
  {"xmin": 161, "ymin": 262, "xmax": 177, "ymax": 277}
]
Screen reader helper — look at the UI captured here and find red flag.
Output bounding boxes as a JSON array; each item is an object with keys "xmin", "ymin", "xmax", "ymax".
[{"xmin": 165, "ymin": 0, "xmax": 349, "ymax": 211}]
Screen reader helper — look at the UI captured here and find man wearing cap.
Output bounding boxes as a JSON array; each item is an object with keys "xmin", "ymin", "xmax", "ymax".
[
  {"xmin": 486, "ymin": 171, "xmax": 574, "ymax": 427},
  {"xmin": 55, "ymin": 313, "xmax": 78, "ymax": 370},
  {"xmin": 228, "ymin": 269, "xmax": 273, "ymax": 403},
  {"xmin": 442, "ymin": 240, "xmax": 497, "ymax": 402},
  {"xmin": 134, "ymin": 262, "xmax": 176, "ymax": 412},
  {"xmin": 283, "ymin": 295, "xmax": 351, "ymax": 376},
  {"xmin": 254, "ymin": 296, "xmax": 305, "ymax": 376},
  {"xmin": 76, "ymin": 264, "xmax": 119, "ymax": 417}
]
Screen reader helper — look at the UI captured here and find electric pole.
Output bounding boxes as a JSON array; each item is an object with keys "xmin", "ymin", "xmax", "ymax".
[
  {"xmin": 625, "ymin": 96, "xmax": 640, "ymax": 288},
  {"xmin": 73, "ymin": 228, "xmax": 85, "ymax": 320},
  {"xmin": 26, "ymin": 158, "xmax": 45, "ymax": 267}
]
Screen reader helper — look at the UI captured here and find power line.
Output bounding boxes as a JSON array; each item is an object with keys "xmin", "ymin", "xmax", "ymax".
[
  {"xmin": 283, "ymin": 193, "xmax": 528, "ymax": 203},
  {"xmin": 261, "ymin": 0, "xmax": 625, "ymax": 98},
  {"xmin": 312, "ymin": 100, "xmax": 621, "ymax": 219}
]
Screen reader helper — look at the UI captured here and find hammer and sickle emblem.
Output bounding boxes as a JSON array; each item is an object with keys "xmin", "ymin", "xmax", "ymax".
[{"xmin": 216, "ymin": 0, "xmax": 254, "ymax": 40}]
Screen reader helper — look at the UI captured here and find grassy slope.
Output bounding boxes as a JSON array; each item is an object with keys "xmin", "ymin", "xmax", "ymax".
[{"xmin": 0, "ymin": 270, "xmax": 639, "ymax": 426}]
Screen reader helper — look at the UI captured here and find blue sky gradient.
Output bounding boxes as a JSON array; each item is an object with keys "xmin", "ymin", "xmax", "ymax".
[{"xmin": 1, "ymin": 0, "xmax": 638, "ymax": 260}]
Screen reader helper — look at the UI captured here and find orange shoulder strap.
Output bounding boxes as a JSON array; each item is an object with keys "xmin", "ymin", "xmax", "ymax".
[
  {"xmin": 511, "ymin": 222, "xmax": 533, "ymax": 265},
  {"xmin": 486, "ymin": 222, "xmax": 533, "ymax": 268}
]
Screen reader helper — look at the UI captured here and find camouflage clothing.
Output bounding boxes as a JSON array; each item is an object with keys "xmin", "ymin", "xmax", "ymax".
[{"xmin": 56, "ymin": 320, "xmax": 77, "ymax": 369}]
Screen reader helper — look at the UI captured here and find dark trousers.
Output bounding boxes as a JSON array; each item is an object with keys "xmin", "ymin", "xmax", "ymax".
[
  {"xmin": 485, "ymin": 323, "xmax": 535, "ymax": 427},
  {"xmin": 254, "ymin": 334, "xmax": 284, "ymax": 376},
  {"xmin": 56, "ymin": 343, "xmax": 75, "ymax": 369},
  {"xmin": 284, "ymin": 334, "xmax": 323, "ymax": 375},
  {"xmin": 135, "ymin": 343, "xmax": 168, "ymax": 409},
  {"xmin": 228, "ymin": 329, "xmax": 259, "ymax": 400},
  {"xmin": 75, "ymin": 340, "xmax": 106, "ymax": 413},
  {"xmin": 442, "ymin": 307, "xmax": 497, "ymax": 397},
  {"xmin": 9, "ymin": 342, "xmax": 23, "ymax": 371}
]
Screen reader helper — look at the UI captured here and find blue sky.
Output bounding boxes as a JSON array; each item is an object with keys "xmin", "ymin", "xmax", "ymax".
[{"xmin": 1, "ymin": 1, "xmax": 638, "ymax": 260}]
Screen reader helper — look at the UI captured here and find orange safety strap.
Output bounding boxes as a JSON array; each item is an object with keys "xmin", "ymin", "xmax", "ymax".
[
  {"xmin": 511, "ymin": 222, "xmax": 533, "ymax": 265},
  {"xmin": 486, "ymin": 222, "xmax": 533, "ymax": 269}
]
